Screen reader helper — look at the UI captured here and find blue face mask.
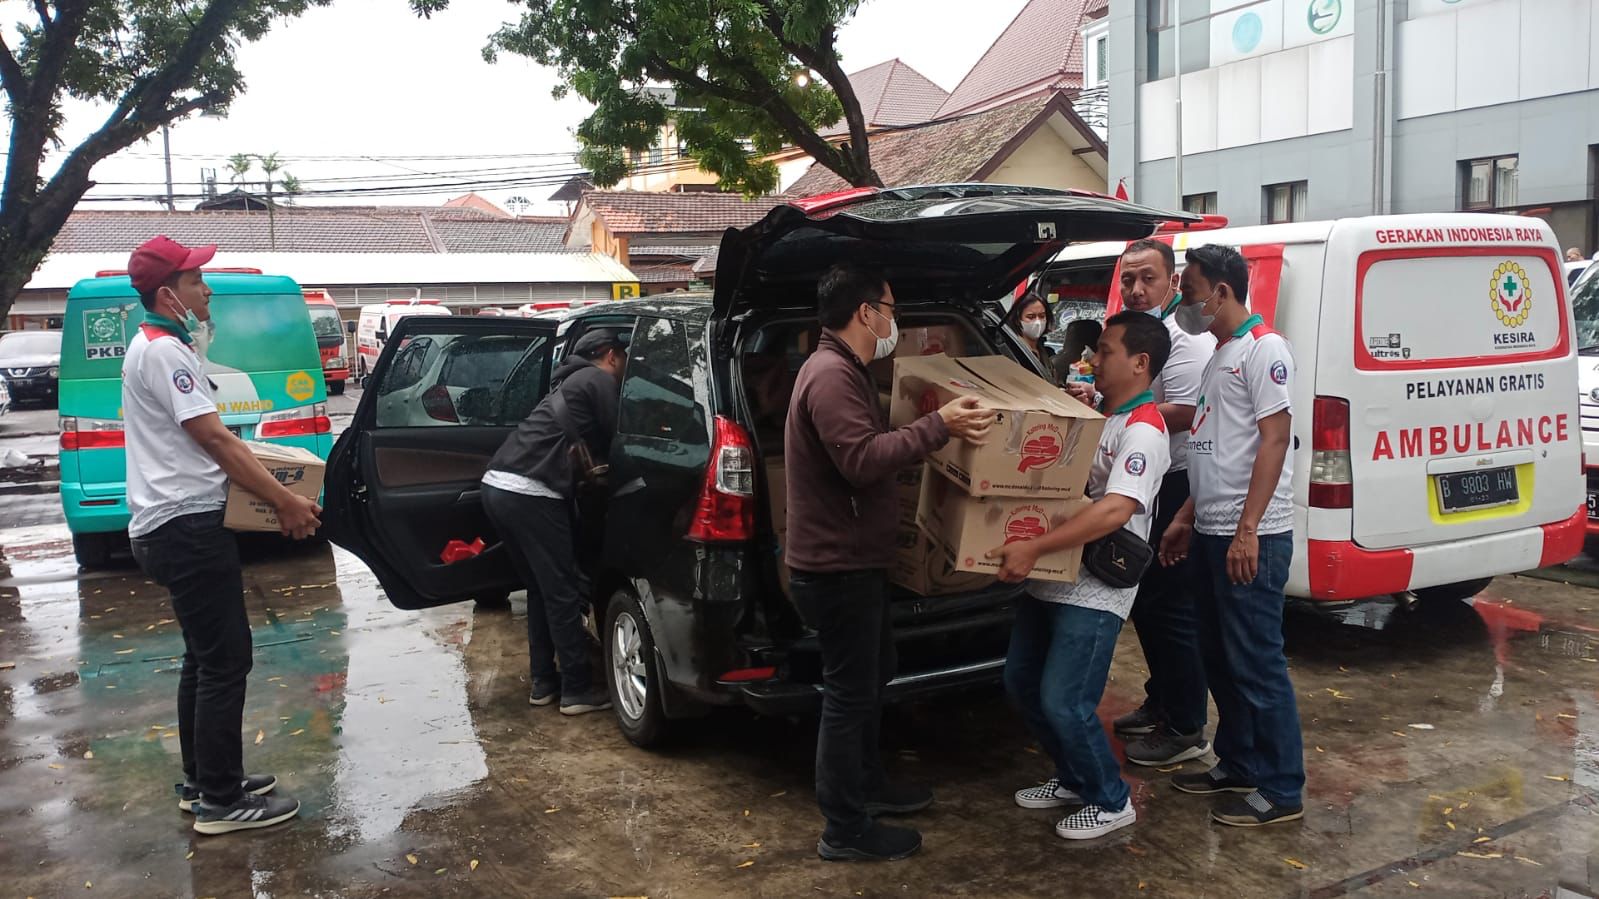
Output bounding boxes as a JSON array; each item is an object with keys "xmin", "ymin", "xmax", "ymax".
[{"xmin": 1147, "ymin": 291, "xmax": 1182, "ymax": 319}]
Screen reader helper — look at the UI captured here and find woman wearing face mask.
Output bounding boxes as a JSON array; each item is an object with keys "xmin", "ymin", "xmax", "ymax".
[{"xmin": 1006, "ymin": 292, "xmax": 1056, "ymax": 381}]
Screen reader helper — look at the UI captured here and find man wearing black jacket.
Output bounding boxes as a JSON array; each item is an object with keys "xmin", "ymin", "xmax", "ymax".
[{"xmin": 481, "ymin": 328, "xmax": 628, "ymax": 715}]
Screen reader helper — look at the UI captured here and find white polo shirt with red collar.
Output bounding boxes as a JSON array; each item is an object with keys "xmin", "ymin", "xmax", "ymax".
[
  {"xmin": 1186, "ymin": 313, "xmax": 1296, "ymax": 537},
  {"xmin": 122, "ymin": 321, "xmax": 227, "ymax": 537},
  {"xmin": 1026, "ymin": 391, "xmax": 1171, "ymax": 619}
]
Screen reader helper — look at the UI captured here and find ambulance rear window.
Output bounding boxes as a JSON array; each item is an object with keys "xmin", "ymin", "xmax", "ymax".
[{"xmin": 1358, "ymin": 252, "xmax": 1564, "ymax": 366}]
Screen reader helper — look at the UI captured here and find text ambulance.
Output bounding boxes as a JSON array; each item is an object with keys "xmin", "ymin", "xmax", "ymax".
[{"xmin": 1053, "ymin": 213, "xmax": 1584, "ymax": 604}]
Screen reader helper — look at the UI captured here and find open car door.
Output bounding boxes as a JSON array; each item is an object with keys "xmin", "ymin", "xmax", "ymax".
[{"xmin": 322, "ymin": 314, "xmax": 559, "ymax": 609}]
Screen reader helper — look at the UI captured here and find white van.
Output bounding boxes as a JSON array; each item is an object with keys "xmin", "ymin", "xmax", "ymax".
[
  {"xmin": 1049, "ymin": 213, "xmax": 1585, "ymax": 605},
  {"xmin": 1570, "ymin": 263, "xmax": 1599, "ymax": 535},
  {"xmin": 356, "ymin": 300, "xmax": 452, "ymax": 383}
]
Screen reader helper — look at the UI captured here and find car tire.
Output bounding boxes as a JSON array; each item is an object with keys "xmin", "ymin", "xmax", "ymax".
[
  {"xmin": 473, "ymin": 590, "xmax": 511, "ymax": 611},
  {"xmin": 604, "ymin": 591, "xmax": 669, "ymax": 748},
  {"xmin": 72, "ymin": 532, "xmax": 113, "ymax": 570},
  {"xmin": 328, "ymin": 381, "xmax": 345, "ymax": 396},
  {"xmin": 1412, "ymin": 577, "xmax": 1494, "ymax": 608}
]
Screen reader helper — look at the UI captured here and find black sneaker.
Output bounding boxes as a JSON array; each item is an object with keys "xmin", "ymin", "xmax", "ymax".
[
  {"xmin": 192, "ymin": 792, "xmax": 300, "ymax": 835},
  {"xmin": 559, "ymin": 688, "xmax": 612, "ymax": 716},
  {"xmin": 1113, "ymin": 705, "xmax": 1162, "ymax": 736},
  {"xmin": 865, "ymin": 782, "xmax": 933, "ymax": 816},
  {"xmin": 529, "ymin": 680, "xmax": 560, "ymax": 707},
  {"xmin": 1210, "ymin": 790, "xmax": 1305, "ymax": 827},
  {"xmin": 1171, "ymin": 766, "xmax": 1255, "ymax": 795},
  {"xmin": 176, "ymin": 774, "xmax": 278, "ymax": 813},
  {"xmin": 1126, "ymin": 729, "xmax": 1210, "ymax": 767},
  {"xmin": 816, "ymin": 822, "xmax": 922, "ymax": 862}
]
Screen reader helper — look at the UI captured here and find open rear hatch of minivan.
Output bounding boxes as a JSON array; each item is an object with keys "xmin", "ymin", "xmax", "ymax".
[
  {"xmin": 716, "ymin": 184, "xmax": 1190, "ymax": 686},
  {"xmin": 1319, "ymin": 217, "xmax": 1581, "ymax": 552}
]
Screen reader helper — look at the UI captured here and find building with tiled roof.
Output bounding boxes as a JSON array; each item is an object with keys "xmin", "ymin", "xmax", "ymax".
[
  {"xmin": 567, "ymin": 191, "xmax": 789, "ymax": 292},
  {"xmin": 822, "ymin": 59, "xmax": 949, "ymax": 135},
  {"xmin": 935, "ymin": 0, "xmax": 1092, "ymax": 119},
  {"xmin": 788, "ymin": 92, "xmax": 1106, "ymax": 197}
]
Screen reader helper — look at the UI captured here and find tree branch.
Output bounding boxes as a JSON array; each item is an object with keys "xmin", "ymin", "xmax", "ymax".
[
  {"xmin": 33, "ymin": 0, "xmax": 51, "ymax": 27},
  {"xmin": 0, "ymin": 34, "xmax": 27, "ymax": 107},
  {"xmin": 752, "ymin": 4, "xmax": 878, "ymax": 185}
]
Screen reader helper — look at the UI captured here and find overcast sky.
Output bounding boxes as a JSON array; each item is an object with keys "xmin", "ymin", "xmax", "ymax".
[{"xmin": 24, "ymin": 0, "xmax": 1029, "ymax": 211}]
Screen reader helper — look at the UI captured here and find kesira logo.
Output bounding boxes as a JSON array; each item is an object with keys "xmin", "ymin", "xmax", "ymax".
[
  {"xmin": 1489, "ymin": 261, "xmax": 1533, "ymax": 328},
  {"xmin": 1018, "ymin": 423, "xmax": 1063, "ymax": 472},
  {"xmin": 1003, "ymin": 505, "xmax": 1049, "ymax": 544}
]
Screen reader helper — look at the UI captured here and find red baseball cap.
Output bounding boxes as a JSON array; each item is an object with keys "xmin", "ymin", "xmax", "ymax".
[{"xmin": 128, "ymin": 236, "xmax": 216, "ymax": 293}]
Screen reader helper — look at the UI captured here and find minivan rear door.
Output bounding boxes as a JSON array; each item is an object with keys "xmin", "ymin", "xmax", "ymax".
[
  {"xmin": 1320, "ymin": 215, "xmax": 1581, "ymax": 550},
  {"xmin": 322, "ymin": 315, "xmax": 560, "ymax": 609},
  {"xmin": 712, "ymin": 184, "xmax": 1192, "ymax": 317}
]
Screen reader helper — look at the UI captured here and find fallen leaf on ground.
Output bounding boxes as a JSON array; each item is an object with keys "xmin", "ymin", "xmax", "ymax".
[
  {"xmin": 406, "ymin": 854, "xmax": 418, "ymax": 866},
  {"xmin": 1443, "ymin": 806, "xmax": 1453, "ymax": 815},
  {"xmin": 434, "ymin": 868, "xmax": 445, "ymax": 875},
  {"xmin": 545, "ymin": 807, "xmax": 560, "ymax": 814},
  {"xmin": 1459, "ymin": 802, "xmax": 1469, "ymax": 809},
  {"xmin": 742, "ymin": 842, "xmax": 761, "ymax": 849},
  {"xmin": 1545, "ymin": 775, "xmax": 1570, "ymax": 781},
  {"xmin": 1515, "ymin": 856, "xmax": 1542, "ymax": 866},
  {"xmin": 1283, "ymin": 858, "xmax": 1307, "ymax": 870},
  {"xmin": 1392, "ymin": 731, "xmax": 1408, "ymax": 738},
  {"xmin": 1446, "ymin": 821, "xmax": 1457, "ymax": 831},
  {"xmin": 735, "ymin": 860, "xmax": 754, "ymax": 869},
  {"xmin": 1558, "ymin": 713, "xmax": 1576, "ymax": 720},
  {"xmin": 1408, "ymin": 881, "xmax": 1421, "ymax": 888},
  {"xmin": 83, "ymin": 751, "xmax": 93, "ymax": 760},
  {"xmin": 1023, "ymin": 746, "xmax": 1039, "ymax": 754},
  {"xmin": 743, "ymin": 809, "xmax": 750, "ymax": 817},
  {"xmin": 290, "ymin": 729, "xmax": 305, "ymax": 737},
  {"xmin": 0, "ymin": 662, "xmax": 15, "ymax": 670},
  {"xmin": 1474, "ymin": 836, "xmax": 1492, "ymax": 844},
  {"xmin": 114, "ymin": 649, "xmax": 135, "ymax": 655},
  {"xmin": 769, "ymin": 791, "xmax": 786, "ymax": 798},
  {"xmin": 254, "ymin": 730, "xmax": 264, "ymax": 745},
  {"xmin": 1408, "ymin": 723, "xmax": 1435, "ymax": 730},
  {"xmin": 186, "ymin": 851, "xmax": 194, "ymax": 859},
  {"xmin": 470, "ymin": 859, "xmax": 479, "ymax": 871},
  {"xmin": 1315, "ymin": 746, "xmax": 1325, "ymax": 753},
  {"xmin": 1457, "ymin": 851, "xmax": 1501, "ymax": 859},
  {"xmin": 48, "ymin": 763, "xmax": 62, "ymax": 770}
]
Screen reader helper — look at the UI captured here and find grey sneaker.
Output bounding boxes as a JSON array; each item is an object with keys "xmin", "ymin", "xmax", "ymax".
[
  {"xmin": 529, "ymin": 680, "xmax": 560, "ymax": 707},
  {"xmin": 176, "ymin": 774, "xmax": 277, "ymax": 812},
  {"xmin": 1113, "ymin": 705, "xmax": 1162, "ymax": 736},
  {"xmin": 192, "ymin": 791, "xmax": 300, "ymax": 835},
  {"xmin": 1171, "ymin": 766, "xmax": 1255, "ymax": 795},
  {"xmin": 1126, "ymin": 729, "xmax": 1210, "ymax": 767},
  {"xmin": 559, "ymin": 688, "xmax": 612, "ymax": 716}
]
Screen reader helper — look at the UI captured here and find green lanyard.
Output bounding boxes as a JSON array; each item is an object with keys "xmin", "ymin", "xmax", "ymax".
[
  {"xmin": 1156, "ymin": 292, "xmax": 1182, "ymax": 320},
  {"xmin": 1230, "ymin": 314, "xmax": 1264, "ymax": 339},
  {"xmin": 142, "ymin": 311, "xmax": 193, "ymax": 345},
  {"xmin": 1102, "ymin": 388, "xmax": 1156, "ymax": 415}
]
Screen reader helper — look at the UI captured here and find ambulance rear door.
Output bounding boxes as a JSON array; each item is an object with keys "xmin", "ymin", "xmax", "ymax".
[{"xmin": 1318, "ymin": 214, "xmax": 1581, "ymax": 553}]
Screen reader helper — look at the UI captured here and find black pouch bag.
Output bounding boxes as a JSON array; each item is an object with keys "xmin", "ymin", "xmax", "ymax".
[{"xmin": 1081, "ymin": 528, "xmax": 1154, "ymax": 589}]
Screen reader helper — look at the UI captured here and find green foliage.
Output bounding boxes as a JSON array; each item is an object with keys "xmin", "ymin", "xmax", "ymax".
[{"xmin": 476, "ymin": 0, "xmax": 875, "ymax": 195}]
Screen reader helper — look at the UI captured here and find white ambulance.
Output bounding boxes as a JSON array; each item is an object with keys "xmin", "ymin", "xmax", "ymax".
[
  {"xmin": 355, "ymin": 299, "xmax": 452, "ymax": 384},
  {"xmin": 1571, "ymin": 263, "xmax": 1599, "ymax": 535},
  {"xmin": 1049, "ymin": 213, "xmax": 1585, "ymax": 605}
]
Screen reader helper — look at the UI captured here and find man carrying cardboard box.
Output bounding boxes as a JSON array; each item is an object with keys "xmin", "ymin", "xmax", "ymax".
[
  {"xmin": 987, "ymin": 310, "xmax": 1172, "ymax": 841},
  {"xmin": 122, "ymin": 237, "xmax": 321, "ymax": 836},
  {"xmin": 785, "ymin": 263, "xmax": 994, "ymax": 862}
]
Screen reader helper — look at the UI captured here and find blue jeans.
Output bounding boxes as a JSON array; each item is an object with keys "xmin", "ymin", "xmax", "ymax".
[
  {"xmin": 1190, "ymin": 531, "xmax": 1305, "ymax": 806},
  {"xmin": 1004, "ymin": 597, "xmax": 1130, "ymax": 811},
  {"xmin": 1131, "ymin": 470, "xmax": 1208, "ymax": 734}
]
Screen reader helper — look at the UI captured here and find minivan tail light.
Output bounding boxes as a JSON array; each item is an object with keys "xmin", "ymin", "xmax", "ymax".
[
  {"xmin": 256, "ymin": 403, "xmax": 331, "ymax": 438},
  {"xmin": 59, "ymin": 416, "xmax": 124, "ymax": 450},
  {"xmin": 1309, "ymin": 396, "xmax": 1352, "ymax": 509},
  {"xmin": 687, "ymin": 416, "xmax": 756, "ymax": 542}
]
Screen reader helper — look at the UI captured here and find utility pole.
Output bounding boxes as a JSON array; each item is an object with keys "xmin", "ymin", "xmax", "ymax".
[
  {"xmin": 1173, "ymin": 0, "xmax": 1184, "ymax": 211},
  {"xmin": 1371, "ymin": 0, "xmax": 1389, "ymax": 214},
  {"xmin": 161, "ymin": 126, "xmax": 175, "ymax": 211}
]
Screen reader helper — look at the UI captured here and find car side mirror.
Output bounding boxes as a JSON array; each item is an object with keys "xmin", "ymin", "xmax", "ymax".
[
  {"xmin": 345, "ymin": 320, "xmax": 357, "ymax": 334},
  {"xmin": 375, "ymin": 327, "xmax": 388, "ymax": 341},
  {"xmin": 455, "ymin": 386, "xmax": 494, "ymax": 422}
]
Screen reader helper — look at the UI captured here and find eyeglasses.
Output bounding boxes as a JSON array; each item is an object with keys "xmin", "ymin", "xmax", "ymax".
[{"xmin": 870, "ymin": 301, "xmax": 898, "ymax": 321}]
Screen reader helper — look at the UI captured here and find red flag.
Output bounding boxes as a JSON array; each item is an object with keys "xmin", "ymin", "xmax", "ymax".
[{"xmin": 1114, "ymin": 178, "xmax": 1129, "ymax": 201}]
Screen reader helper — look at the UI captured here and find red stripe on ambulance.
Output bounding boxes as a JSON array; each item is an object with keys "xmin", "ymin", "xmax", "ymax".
[{"xmin": 1371, "ymin": 414, "xmax": 1571, "ymax": 461}]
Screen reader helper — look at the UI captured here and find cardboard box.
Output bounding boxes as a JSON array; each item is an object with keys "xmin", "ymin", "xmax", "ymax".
[
  {"xmin": 894, "ymin": 465, "xmax": 923, "ymax": 528},
  {"xmin": 765, "ymin": 457, "xmax": 792, "ymax": 599},
  {"xmin": 892, "ymin": 528, "xmax": 994, "ymax": 596},
  {"xmin": 917, "ymin": 465, "xmax": 1093, "ymax": 582},
  {"xmin": 890, "ymin": 354, "xmax": 1103, "ymax": 499},
  {"xmin": 224, "ymin": 442, "xmax": 326, "ymax": 532}
]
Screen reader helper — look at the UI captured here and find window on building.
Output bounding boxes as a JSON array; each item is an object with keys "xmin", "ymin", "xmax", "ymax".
[
  {"xmin": 1095, "ymin": 34, "xmax": 1108, "ymax": 84},
  {"xmin": 1264, "ymin": 181, "xmax": 1308, "ymax": 224},
  {"xmin": 1460, "ymin": 155, "xmax": 1519, "ymax": 211},
  {"xmin": 1183, "ymin": 192, "xmax": 1218, "ymax": 215},
  {"xmin": 649, "ymin": 144, "xmax": 663, "ymax": 165}
]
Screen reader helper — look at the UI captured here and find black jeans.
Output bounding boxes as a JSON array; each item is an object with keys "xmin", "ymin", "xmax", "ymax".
[
  {"xmin": 1130, "ymin": 469, "xmax": 1209, "ymax": 735},
  {"xmin": 789, "ymin": 569, "xmax": 897, "ymax": 841},
  {"xmin": 129, "ymin": 510, "xmax": 250, "ymax": 805},
  {"xmin": 481, "ymin": 484, "xmax": 593, "ymax": 695}
]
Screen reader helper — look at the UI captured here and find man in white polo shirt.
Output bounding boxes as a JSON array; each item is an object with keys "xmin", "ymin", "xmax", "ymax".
[
  {"xmin": 122, "ymin": 236, "xmax": 321, "ymax": 836},
  {"xmin": 989, "ymin": 310, "xmax": 1173, "ymax": 842},
  {"xmin": 1159, "ymin": 243, "xmax": 1305, "ymax": 828}
]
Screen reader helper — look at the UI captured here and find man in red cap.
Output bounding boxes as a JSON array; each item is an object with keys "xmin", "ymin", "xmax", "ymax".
[{"xmin": 122, "ymin": 236, "xmax": 321, "ymax": 835}]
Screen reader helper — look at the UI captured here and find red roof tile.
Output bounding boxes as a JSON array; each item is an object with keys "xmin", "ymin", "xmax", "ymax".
[
  {"xmin": 581, "ymin": 191, "xmax": 788, "ymax": 235},
  {"xmin": 936, "ymin": 0, "xmax": 1090, "ymax": 118},
  {"xmin": 836, "ymin": 59, "xmax": 950, "ymax": 130}
]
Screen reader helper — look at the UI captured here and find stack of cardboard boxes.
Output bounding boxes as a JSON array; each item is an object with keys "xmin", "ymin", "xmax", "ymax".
[{"xmin": 889, "ymin": 354, "xmax": 1106, "ymax": 591}]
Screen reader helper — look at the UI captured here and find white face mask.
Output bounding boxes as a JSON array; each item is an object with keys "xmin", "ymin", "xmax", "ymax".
[
  {"xmin": 184, "ymin": 309, "xmax": 215, "ymax": 362},
  {"xmin": 868, "ymin": 305, "xmax": 899, "ymax": 360},
  {"xmin": 1147, "ymin": 290, "xmax": 1181, "ymax": 319},
  {"xmin": 1020, "ymin": 319, "xmax": 1047, "ymax": 340},
  {"xmin": 1175, "ymin": 291, "xmax": 1217, "ymax": 336}
]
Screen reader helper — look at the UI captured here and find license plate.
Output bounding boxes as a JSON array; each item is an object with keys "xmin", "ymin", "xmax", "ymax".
[
  {"xmin": 1588, "ymin": 491, "xmax": 1598, "ymax": 520},
  {"xmin": 1436, "ymin": 467, "xmax": 1518, "ymax": 513},
  {"xmin": 226, "ymin": 425, "xmax": 242, "ymax": 438}
]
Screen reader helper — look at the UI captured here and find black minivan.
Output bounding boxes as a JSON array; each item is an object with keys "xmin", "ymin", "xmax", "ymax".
[{"xmin": 323, "ymin": 184, "xmax": 1184, "ymax": 746}]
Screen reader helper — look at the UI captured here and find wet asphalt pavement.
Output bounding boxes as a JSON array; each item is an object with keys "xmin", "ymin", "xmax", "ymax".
[{"xmin": 2, "ymin": 393, "xmax": 1599, "ymax": 897}]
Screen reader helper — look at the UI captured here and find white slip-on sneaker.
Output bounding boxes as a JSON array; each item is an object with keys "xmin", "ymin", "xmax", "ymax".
[
  {"xmin": 1055, "ymin": 803, "xmax": 1136, "ymax": 840},
  {"xmin": 1014, "ymin": 778, "xmax": 1085, "ymax": 809}
]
